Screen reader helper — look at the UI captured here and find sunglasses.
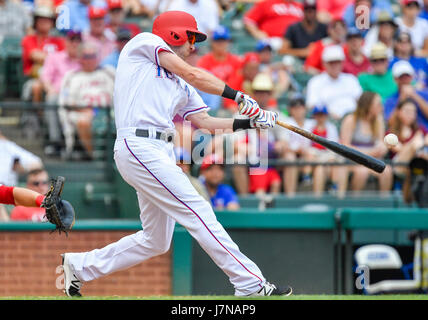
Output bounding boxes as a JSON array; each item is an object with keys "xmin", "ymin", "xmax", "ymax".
[
  {"xmin": 30, "ymin": 180, "xmax": 49, "ymax": 187},
  {"xmin": 187, "ymin": 32, "xmax": 196, "ymax": 45},
  {"xmin": 371, "ymin": 58, "xmax": 387, "ymax": 63},
  {"xmin": 82, "ymin": 53, "xmax": 97, "ymax": 59}
]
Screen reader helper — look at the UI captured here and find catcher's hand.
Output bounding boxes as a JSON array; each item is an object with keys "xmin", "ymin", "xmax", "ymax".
[{"xmin": 42, "ymin": 176, "xmax": 75, "ymax": 235}]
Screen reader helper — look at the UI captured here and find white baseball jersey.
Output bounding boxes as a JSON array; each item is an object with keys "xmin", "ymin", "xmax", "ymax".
[{"xmin": 114, "ymin": 32, "xmax": 209, "ymax": 131}]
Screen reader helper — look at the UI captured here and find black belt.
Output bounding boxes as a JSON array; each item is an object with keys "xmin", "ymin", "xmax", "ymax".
[{"xmin": 135, "ymin": 129, "xmax": 174, "ymax": 143}]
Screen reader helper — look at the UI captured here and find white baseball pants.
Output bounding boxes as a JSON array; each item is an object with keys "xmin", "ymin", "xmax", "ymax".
[{"xmin": 66, "ymin": 128, "xmax": 266, "ymax": 295}]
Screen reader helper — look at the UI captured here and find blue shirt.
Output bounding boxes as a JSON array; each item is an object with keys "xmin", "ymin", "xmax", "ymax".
[
  {"xmin": 101, "ymin": 50, "xmax": 120, "ymax": 69},
  {"xmin": 208, "ymin": 184, "xmax": 239, "ymax": 210},
  {"xmin": 420, "ymin": 8, "xmax": 428, "ymax": 21},
  {"xmin": 384, "ymin": 90, "xmax": 428, "ymax": 131},
  {"xmin": 389, "ymin": 56, "xmax": 428, "ymax": 89},
  {"xmin": 57, "ymin": 0, "xmax": 106, "ymax": 32}
]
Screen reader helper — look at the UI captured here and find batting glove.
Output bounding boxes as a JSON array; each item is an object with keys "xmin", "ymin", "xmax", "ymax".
[
  {"xmin": 236, "ymin": 92, "xmax": 262, "ymax": 119},
  {"xmin": 250, "ymin": 110, "xmax": 278, "ymax": 129}
]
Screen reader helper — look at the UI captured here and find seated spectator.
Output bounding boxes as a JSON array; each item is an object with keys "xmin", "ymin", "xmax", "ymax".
[
  {"xmin": 316, "ymin": 0, "xmax": 353, "ymax": 23},
  {"xmin": 339, "ymin": 91, "xmax": 393, "ymax": 194},
  {"xmin": 197, "ymin": 25, "xmax": 242, "ymax": 112},
  {"xmin": 59, "ymin": 43, "xmax": 115, "ymax": 159},
  {"xmin": 384, "ymin": 60, "xmax": 428, "ymax": 131},
  {"xmin": 10, "ymin": 169, "xmax": 50, "ymax": 222},
  {"xmin": 168, "ymin": 0, "xmax": 219, "ymax": 36},
  {"xmin": 395, "ymin": 0, "xmax": 428, "ymax": 56},
  {"xmin": 342, "ymin": 0, "xmax": 394, "ymax": 35},
  {"xmin": 243, "ymin": 0, "xmax": 303, "ymax": 40},
  {"xmin": 306, "ymin": 45, "xmax": 362, "ymax": 120},
  {"xmin": 363, "ymin": 10, "xmax": 397, "ymax": 60},
  {"xmin": 105, "ymin": 0, "xmax": 140, "ymax": 38},
  {"xmin": 199, "ymin": 154, "xmax": 240, "ymax": 211},
  {"xmin": 0, "ymin": 0, "xmax": 31, "ymax": 39},
  {"xmin": 304, "ymin": 18, "xmax": 347, "ymax": 74},
  {"xmin": 389, "ymin": 31, "xmax": 428, "ymax": 91},
  {"xmin": 278, "ymin": 93, "xmax": 315, "ymax": 196},
  {"xmin": 21, "ymin": 6, "xmax": 65, "ymax": 103},
  {"xmin": 387, "ymin": 98, "xmax": 428, "ymax": 177},
  {"xmin": 101, "ymin": 27, "xmax": 132, "ymax": 69},
  {"xmin": 358, "ymin": 42, "xmax": 398, "ymax": 102},
  {"xmin": 307, "ymin": 105, "xmax": 341, "ymax": 196},
  {"xmin": 0, "ymin": 130, "xmax": 43, "ymax": 187},
  {"xmin": 224, "ymin": 52, "xmax": 261, "ymax": 112},
  {"xmin": 255, "ymin": 41, "xmax": 290, "ymax": 99},
  {"xmin": 174, "ymin": 147, "xmax": 210, "ymax": 202},
  {"xmin": 343, "ymin": 27, "xmax": 371, "ymax": 76},
  {"xmin": 40, "ymin": 30, "xmax": 82, "ymax": 155},
  {"xmin": 232, "ymin": 73, "xmax": 283, "ymax": 198},
  {"xmin": 280, "ymin": 0, "xmax": 328, "ymax": 60},
  {"xmin": 82, "ymin": 6, "xmax": 117, "ymax": 63},
  {"xmin": 138, "ymin": 0, "xmax": 171, "ymax": 17},
  {"xmin": 57, "ymin": 0, "xmax": 106, "ymax": 32}
]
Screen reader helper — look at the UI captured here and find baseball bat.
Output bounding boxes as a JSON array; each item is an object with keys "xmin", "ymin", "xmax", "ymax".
[{"xmin": 276, "ymin": 120, "xmax": 386, "ymax": 173}]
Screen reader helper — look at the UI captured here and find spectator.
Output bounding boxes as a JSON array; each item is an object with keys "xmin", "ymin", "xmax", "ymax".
[
  {"xmin": 58, "ymin": 43, "xmax": 115, "ymax": 159},
  {"xmin": 278, "ymin": 93, "xmax": 315, "ymax": 196},
  {"xmin": 358, "ymin": 42, "xmax": 398, "ymax": 102},
  {"xmin": 280, "ymin": 0, "xmax": 328, "ymax": 60},
  {"xmin": 197, "ymin": 25, "xmax": 242, "ymax": 111},
  {"xmin": 317, "ymin": 0, "xmax": 353, "ymax": 23},
  {"xmin": 420, "ymin": 0, "xmax": 428, "ymax": 20},
  {"xmin": 255, "ymin": 40, "xmax": 290, "ymax": 99},
  {"xmin": 362, "ymin": 10, "xmax": 397, "ymax": 60},
  {"xmin": 342, "ymin": 0, "xmax": 394, "ymax": 34},
  {"xmin": 21, "ymin": 6, "xmax": 65, "ymax": 102},
  {"xmin": 339, "ymin": 91, "xmax": 393, "ymax": 194},
  {"xmin": 40, "ymin": 30, "xmax": 82, "ymax": 155},
  {"xmin": 0, "ymin": 130, "xmax": 43, "ymax": 187},
  {"xmin": 395, "ymin": 0, "xmax": 428, "ymax": 56},
  {"xmin": 387, "ymin": 98, "xmax": 428, "ymax": 177},
  {"xmin": 342, "ymin": 27, "xmax": 371, "ymax": 76},
  {"xmin": 224, "ymin": 52, "xmax": 261, "ymax": 112},
  {"xmin": 105, "ymin": 0, "xmax": 140, "ymax": 38},
  {"xmin": 138, "ymin": 0, "xmax": 171, "ymax": 17},
  {"xmin": 232, "ymin": 73, "xmax": 282, "ymax": 198},
  {"xmin": 243, "ymin": 0, "xmax": 304, "ymax": 40},
  {"xmin": 57, "ymin": 0, "xmax": 106, "ymax": 32},
  {"xmin": 384, "ymin": 60, "xmax": 428, "ymax": 131},
  {"xmin": 10, "ymin": 169, "xmax": 49, "ymax": 222},
  {"xmin": 174, "ymin": 147, "xmax": 210, "ymax": 202},
  {"xmin": 101, "ymin": 27, "xmax": 132, "ymax": 68},
  {"xmin": 304, "ymin": 18, "xmax": 347, "ymax": 74},
  {"xmin": 199, "ymin": 154, "xmax": 240, "ymax": 211},
  {"xmin": 307, "ymin": 105, "xmax": 341, "ymax": 196},
  {"xmin": 0, "ymin": 0, "xmax": 31, "ymax": 39},
  {"xmin": 389, "ymin": 31, "xmax": 428, "ymax": 91},
  {"xmin": 82, "ymin": 6, "xmax": 117, "ymax": 63},
  {"xmin": 306, "ymin": 45, "xmax": 362, "ymax": 120},
  {"xmin": 167, "ymin": 0, "xmax": 219, "ymax": 36}
]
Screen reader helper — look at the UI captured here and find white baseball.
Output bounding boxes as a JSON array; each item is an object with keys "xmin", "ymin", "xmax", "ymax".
[{"xmin": 384, "ymin": 133, "xmax": 398, "ymax": 147}]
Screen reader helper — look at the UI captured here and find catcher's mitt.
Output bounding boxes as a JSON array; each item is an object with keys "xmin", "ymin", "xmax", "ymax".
[{"xmin": 42, "ymin": 176, "xmax": 75, "ymax": 235}]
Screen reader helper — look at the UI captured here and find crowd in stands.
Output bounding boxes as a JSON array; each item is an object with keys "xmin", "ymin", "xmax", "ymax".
[{"xmin": 2, "ymin": 0, "xmax": 428, "ymax": 207}]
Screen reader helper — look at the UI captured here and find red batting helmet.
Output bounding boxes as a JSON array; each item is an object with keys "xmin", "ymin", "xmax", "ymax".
[{"xmin": 152, "ymin": 11, "xmax": 207, "ymax": 46}]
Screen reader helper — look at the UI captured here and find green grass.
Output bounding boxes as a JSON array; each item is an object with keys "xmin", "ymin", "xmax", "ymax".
[{"xmin": 1, "ymin": 295, "xmax": 428, "ymax": 300}]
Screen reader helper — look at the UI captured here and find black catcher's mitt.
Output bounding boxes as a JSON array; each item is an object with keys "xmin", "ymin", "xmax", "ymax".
[{"xmin": 42, "ymin": 176, "xmax": 75, "ymax": 235}]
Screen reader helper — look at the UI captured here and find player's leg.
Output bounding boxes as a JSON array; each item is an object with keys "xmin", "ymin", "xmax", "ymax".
[
  {"xmin": 65, "ymin": 194, "xmax": 175, "ymax": 283},
  {"xmin": 119, "ymin": 137, "xmax": 268, "ymax": 296}
]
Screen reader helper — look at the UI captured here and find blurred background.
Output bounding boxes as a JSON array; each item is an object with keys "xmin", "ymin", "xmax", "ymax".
[{"xmin": 0, "ymin": 0, "xmax": 428, "ymax": 297}]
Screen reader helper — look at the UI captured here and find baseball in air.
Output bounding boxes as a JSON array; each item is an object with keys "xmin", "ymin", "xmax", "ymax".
[{"xmin": 384, "ymin": 133, "xmax": 398, "ymax": 147}]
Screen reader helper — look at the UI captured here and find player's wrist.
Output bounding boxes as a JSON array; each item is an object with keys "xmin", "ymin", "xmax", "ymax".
[
  {"xmin": 222, "ymin": 84, "xmax": 239, "ymax": 101},
  {"xmin": 233, "ymin": 118, "xmax": 252, "ymax": 131}
]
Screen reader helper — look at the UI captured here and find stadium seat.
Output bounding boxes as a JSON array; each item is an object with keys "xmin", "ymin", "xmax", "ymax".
[{"xmin": 354, "ymin": 244, "xmax": 421, "ymax": 294}]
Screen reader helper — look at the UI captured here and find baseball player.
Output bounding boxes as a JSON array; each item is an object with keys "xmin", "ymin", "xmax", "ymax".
[
  {"xmin": 0, "ymin": 184, "xmax": 46, "ymax": 208},
  {"xmin": 61, "ymin": 11, "xmax": 292, "ymax": 297}
]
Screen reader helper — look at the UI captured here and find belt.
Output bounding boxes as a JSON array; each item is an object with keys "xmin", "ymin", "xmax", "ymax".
[{"xmin": 135, "ymin": 128, "xmax": 174, "ymax": 143}]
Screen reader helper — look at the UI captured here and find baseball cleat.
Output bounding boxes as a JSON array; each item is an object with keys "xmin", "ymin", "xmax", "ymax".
[
  {"xmin": 248, "ymin": 281, "xmax": 293, "ymax": 296},
  {"xmin": 61, "ymin": 253, "xmax": 83, "ymax": 297}
]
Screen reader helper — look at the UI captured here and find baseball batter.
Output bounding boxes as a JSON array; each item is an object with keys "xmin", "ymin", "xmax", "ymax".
[{"xmin": 61, "ymin": 11, "xmax": 292, "ymax": 297}]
